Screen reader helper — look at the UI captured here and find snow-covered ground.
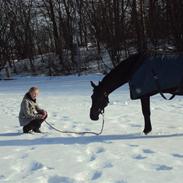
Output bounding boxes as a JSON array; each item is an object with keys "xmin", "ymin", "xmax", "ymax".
[{"xmin": 0, "ymin": 75, "xmax": 183, "ymax": 183}]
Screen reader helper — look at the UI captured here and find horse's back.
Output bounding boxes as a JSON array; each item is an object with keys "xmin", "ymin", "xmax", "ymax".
[{"xmin": 129, "ymin": 54, "xmax": 183, "ymax": 99}]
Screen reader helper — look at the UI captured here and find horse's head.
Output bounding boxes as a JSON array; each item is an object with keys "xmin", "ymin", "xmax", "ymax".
[{"xmin": 90, "ymin": 81, "xmax": 109, "ymax": 120}]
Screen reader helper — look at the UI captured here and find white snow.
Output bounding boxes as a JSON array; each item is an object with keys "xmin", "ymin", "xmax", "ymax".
[{"xmin": 0, "ymin": 74, "xmax": 183, "ymax": 183}]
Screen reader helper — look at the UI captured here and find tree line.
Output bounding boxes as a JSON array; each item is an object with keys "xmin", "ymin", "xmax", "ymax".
[{"xmin": 0, "ymin": 0, "xmax": 183, "ymax": 74}]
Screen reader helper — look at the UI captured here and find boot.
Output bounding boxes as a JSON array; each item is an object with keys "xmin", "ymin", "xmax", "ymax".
[
  {"xmin": 23, "ymin": 126, "xmax": 31, "ymax": 133},
  {"xmin": 33, "ymin": 128, "xmax": 42, "ymax": 133}
]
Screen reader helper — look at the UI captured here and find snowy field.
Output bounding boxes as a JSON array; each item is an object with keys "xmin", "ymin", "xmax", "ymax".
[{"xmin": 0, "ymin": 74, "xmax": 183, "ymax": 183}]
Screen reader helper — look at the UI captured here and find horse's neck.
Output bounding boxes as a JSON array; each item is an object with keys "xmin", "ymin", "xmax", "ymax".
[
  {"xmin": 100, "ymin": 54, "xmax": 142, "ymax": 95},
  {"xmin": 101, "ymin": 62, "xmax": 131, "ymax": 94}
]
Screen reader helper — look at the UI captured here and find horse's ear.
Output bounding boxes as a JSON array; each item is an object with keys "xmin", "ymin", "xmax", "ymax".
[{"xmin": 90, "ymin": 81, "xmax": 96, "ymax": 88}]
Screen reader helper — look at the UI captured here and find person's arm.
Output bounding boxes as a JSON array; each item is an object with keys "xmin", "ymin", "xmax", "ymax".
[
  {"xmin": 35, "ymin": 104, "xmax": 44, "ymax": 113},
  {"xmin": 22, "ymin": 100, "xmax": 42, "ymax": 120},
  {"xmin": 35, "ymin": 103, "xmax": 47, "ymax": 119}
]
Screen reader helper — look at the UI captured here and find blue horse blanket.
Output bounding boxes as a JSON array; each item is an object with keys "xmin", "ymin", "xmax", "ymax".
[{"xmin": 129, "ymin": 54, "xmax": 183, "ymax": 100}]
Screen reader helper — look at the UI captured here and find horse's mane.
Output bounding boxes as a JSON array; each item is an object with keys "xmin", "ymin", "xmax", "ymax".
[{"xmin": 99, "ymin": 53, "xmax": 144, "ymax": 94}]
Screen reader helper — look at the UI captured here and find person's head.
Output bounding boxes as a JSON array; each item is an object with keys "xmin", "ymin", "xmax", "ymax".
[{"xmin": 29, "ymin": 87, "xmax": 39, "ymax": 100}]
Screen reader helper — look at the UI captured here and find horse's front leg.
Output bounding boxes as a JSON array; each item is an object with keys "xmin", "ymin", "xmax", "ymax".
[{"xmin": 140, "ymin": 96, "xmax": 152, "ymax": 135}]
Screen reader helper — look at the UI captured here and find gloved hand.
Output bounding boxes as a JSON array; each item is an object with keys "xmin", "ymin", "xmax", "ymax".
[{"xmin": 41, "ymin": 110, "xmax": 48, "ymax": 119}]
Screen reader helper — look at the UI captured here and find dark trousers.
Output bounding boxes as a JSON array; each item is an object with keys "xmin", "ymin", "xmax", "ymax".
[{"xmin": 23, "ymin": 113, "xmax": 47, "ymax": 132}]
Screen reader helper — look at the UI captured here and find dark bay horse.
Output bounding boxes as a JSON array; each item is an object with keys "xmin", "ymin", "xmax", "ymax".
[{"xmin": 90, "ymin": 53, "xmax": 183, "ymax": 134}]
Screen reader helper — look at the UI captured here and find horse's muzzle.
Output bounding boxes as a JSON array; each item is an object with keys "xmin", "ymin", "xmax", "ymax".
[{"xmin": 90, "ymin": 108, "xmax": 99, "ymax": 121}]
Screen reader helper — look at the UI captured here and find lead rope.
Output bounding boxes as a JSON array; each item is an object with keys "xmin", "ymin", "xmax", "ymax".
[{"xmin": 44, "ymin": 111, "xmax": 105, "ymax": 135}]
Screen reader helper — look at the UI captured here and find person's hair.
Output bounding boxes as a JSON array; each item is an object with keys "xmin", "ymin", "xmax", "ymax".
[{"xmin": 29, "ymin": 87, "xmax": 39, "ymax": 93}]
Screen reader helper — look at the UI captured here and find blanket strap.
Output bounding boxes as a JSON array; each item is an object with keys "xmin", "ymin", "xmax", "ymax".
[{"xmin": 152, "ymin": 70, "xmax": 176, "ymax": 100}]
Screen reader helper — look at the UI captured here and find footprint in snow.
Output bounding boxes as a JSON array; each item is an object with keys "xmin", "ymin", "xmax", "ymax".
[
  {"xmin": 48, "ymin": 175, "xmax": 75, "ymax": 183},
  {"xmin": 168, "ymin": 126, "xmax": 176, "ymax": 129},
  {"xmin": 91, "ymin": 171, "xmax": 102, "ymax": 180},
  {"xmin": 0, "ymin": 175, "xmax": 5, "ymax": 180},
  {"xmin": 90, "ymin": 154, "xmax": 97, "ymax": 161},
  {"xmin": 84, "ymin": 128, "xmax": 91, "ymax": 132},
  {"xmin": 62, "ymin": 116, "xmax": 70, "ymax": 120},
  {"xmin": 104, "ymin": 141, "xmax": 113, "ymax": 144},
  {"xmin": 96, "ymin": 147, "xmax": 105, "ymax": 154},
  {"xmin": 143, "ymin": 149, "xmax": 155, "ymax": 154},
  {"xmin": 128, "ymin": 144, "xmax": 139, "ymax": 147},
  {"xmin": 87, "ymin": 147, "xmax": 105, "ymax": 162},
  {"xmin": 71, "ymin": 124, "xmax": 77, "ymax": 128},
  {"xmin": 130, "ymin": 123, "xmax": 142, "ymax": 128},
  {"xmin": 29, "ymin": 161, "xmax": 44, "ymax": 171},
  {"xmin": 21, "ymin": 153, "xmax": 28, "ymax": 159},
  {"xmin": 133, "ymin": 154, "xmax": 147, "ymax": 160},
  {"xmin": 154, "ymin": 164, "xmax": 173, "ymax": 171},
  {"xmin": 30, "ymin": 147, "xmax": 36, "ymax": 151},
  {"xmin": 103, "ymin": 162, "xmax": 113, "ymax": 168},
  {"xmin": 172, "ymin": 153, "xmax": 183, "ymax": 158}
]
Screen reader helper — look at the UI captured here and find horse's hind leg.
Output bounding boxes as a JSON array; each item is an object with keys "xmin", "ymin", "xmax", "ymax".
[{"xmin": 140, "ymin": 96, "xmax": 152, "ymax": 134}]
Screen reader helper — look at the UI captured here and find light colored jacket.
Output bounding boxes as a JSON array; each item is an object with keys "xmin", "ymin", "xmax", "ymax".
[{"xmin": 19, "ymin": 93, "xmax": 44, "ymax": 126}]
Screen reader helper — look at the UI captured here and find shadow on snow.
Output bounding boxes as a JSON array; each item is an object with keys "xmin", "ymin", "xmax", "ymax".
[{"xmin": 0, "ymin": 132, "xmax": 183, "ymax": 146}]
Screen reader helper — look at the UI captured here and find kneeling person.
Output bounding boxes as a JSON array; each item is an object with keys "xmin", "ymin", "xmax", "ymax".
[{"xmin": 19, "ymin": 87, "xmax": 47, "ymax": 133}]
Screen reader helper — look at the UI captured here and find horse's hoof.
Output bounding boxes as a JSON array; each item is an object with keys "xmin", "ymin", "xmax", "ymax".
[{"xmin": 143, "ymin": 128, "xmax": 152, "ymax": 135}]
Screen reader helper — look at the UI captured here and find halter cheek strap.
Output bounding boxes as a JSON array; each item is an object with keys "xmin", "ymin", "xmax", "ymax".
[
  {"xmin": 104, "ymin": 92, "xmax": 108, "ymax": 97},
  {"xmin": 100, "ymin": 109, "xmax": 105, "ymax": 114}
]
